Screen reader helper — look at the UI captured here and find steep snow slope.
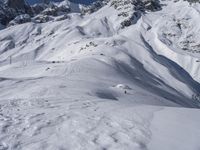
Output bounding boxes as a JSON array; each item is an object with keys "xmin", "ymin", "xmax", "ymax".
[
  {"xmin": 143, "ymin": 0, "xmax": 200, "ymax": 83},
  {"xmin": 0, "ymin": 0, "xmax": 200, "ymax": 149}
]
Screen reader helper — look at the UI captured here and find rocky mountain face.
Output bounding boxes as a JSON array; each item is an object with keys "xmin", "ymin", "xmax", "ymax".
[
  {"xmin": 1, "ymin": 0, "xmax": 199, "ymax": 53},
  {"xmin": 0, "ymin": 0, "xmax": 162, "ymax": 29},
  {"xmin": 6, "ymin": 0, "xmax": 26, "ymax": 9},
  {"xmin": 0, "ymin": 0, "xmax": 32, "ymax": 26},
  {"xmin": 0, "ymin": 0, "xmax": 199, "ymax": 29},
  {"xmin": 0, "ymin": 0, "xmax": 71, "ymax": 27}
]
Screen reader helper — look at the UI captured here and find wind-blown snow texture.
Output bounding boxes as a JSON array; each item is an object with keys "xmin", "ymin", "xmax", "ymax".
[{"xmin": 0, "ymin": 0, "xmax": 200, "ymax": 150}]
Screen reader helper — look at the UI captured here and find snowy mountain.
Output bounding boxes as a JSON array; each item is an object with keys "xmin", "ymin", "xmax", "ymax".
[
  {"xmin": 0, "ymin": 0, "xmax": 81, "ymax": 27},
  {"xmin": 0, "ymin": 0, "xmax": 200, "ymax": 150},
  {"xmin": 27, "ymin": 0, "xmax": 97, "ymax": 5}
]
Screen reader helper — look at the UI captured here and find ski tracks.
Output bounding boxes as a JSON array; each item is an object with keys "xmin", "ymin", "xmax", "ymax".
[{"xmin": 0, "ymin": 98, "xmax": 154, "ymax": 150}]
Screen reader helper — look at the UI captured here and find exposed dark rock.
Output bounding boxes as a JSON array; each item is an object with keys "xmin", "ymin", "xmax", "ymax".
[
  {"xmin": 6, "ymin": 0, "xmax": 26, "ymax": 10},
  {"xmin": 184, "ymin": 0, "xmax": 200, "ymax": 3},
  {"xmin": 0, "ymin": 0, "xmax": 162, "ymax": 29},
  {"xmin": 32, "ymin": 3, "xmax": 49, "ymax": 14},
  {"xmin": 80, "ymin": 1, "xmax": 108, "ymax": 14},
  {"xmin": 33, "ymin": 14, "xmax": 54, "ymax": 23},
  {"xmin": 41, "ymin": 4, "xmax": 70, "ymax": 16},
  {"xmin": 8, "ymin": 14, "xmax": 31, "ymax": 26},
  {"xmin": 0, "ymin": 0, "xmax": 33, "ymax": 26}
]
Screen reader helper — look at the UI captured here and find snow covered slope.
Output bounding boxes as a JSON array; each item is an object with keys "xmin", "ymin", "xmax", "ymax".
[{"xmin": 0, "ymin": 0, "xmax": 200, "ymax": 149}]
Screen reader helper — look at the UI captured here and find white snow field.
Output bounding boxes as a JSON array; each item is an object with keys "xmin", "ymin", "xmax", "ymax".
[{"xmin": 0, "ymin": 0, "xmax": 200, "ymax": 149}]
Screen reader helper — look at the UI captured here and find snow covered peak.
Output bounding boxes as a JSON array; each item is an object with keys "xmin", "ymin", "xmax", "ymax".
[
  {"xmin": 0, "ymin": 0, "xmax": 162, "ymax": 28},
  {"xmin": 80, "ymin": 0, "xmax": 161, "ymax": 30}
]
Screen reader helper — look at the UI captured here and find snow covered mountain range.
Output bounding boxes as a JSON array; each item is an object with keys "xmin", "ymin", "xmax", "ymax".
[
  {"xmin": 27, "ymin": 0, "xmax": 97, "ymax": 5},
  {"xmin": 0, "ymin": 0, "xmax": 200, "ymax": 150}
]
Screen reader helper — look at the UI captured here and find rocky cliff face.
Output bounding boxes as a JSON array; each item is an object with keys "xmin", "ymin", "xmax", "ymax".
[
  {"xmin": 0, "ymin": 0, "xmax": 187, "ymax": 29},
  {"xmin": 0, "ymin": 0, "xmax": 72, "ymax": 27},
  {"xmin": 0, "ymin": 0, "xmax": 161, "ymax": 28},
  {"xmin": 6, "ymin": 0, "xmax": 26, "ymax": 10},
  {"xmin": 0, "ymin": 0, "xmax": 33, "ymax": 26}
]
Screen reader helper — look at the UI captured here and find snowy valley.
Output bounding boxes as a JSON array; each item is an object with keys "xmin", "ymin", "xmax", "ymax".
[{"xmin": 0, "ymin": 0, "xmax": 200, "ymax": 149}]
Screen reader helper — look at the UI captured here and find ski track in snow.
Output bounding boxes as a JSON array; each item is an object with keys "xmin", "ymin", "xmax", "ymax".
[{"xmin": 0, "ymin": 97, "xmax": 157, "ymax": 150}]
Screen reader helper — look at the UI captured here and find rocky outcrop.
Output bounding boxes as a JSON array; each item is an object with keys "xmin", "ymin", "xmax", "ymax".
[
  {"xmin": 110, "ymin": 0, "xmax": 161, "ymax": 28},
  {"xmin": 8, "ymin": 14, "xmax": 31, "ymax": 26},
  {"xmin": 40, "ymin": 3, "xmax": 70, "ymax": 16},
  {"xmin": 184, "ymin": 0, "xmax": 200, "ymax": 3},
  {"xmin": 0, "ymin": 0, "xmax": 72, "ymax": 27},
  {"xmin": 6, "ymin": 0, "xmax": 26, "ymax": 10},
  {"xmin": 0, "ymin": 0, "xmax": 32, "ymax": 26},
  {"xmin": 32, "ymin": 2, "xmax": 71, "ymax": 23},
  {"xmin": 81, "ymin": 0, "xmax": 161, "ymax": 29},
  {"xmin": 31, "ymin": 3, "xmax": 49, "ymax": 14},
  {"xmin": 6, "ymin": 0, "xmax": 33, "ymax": 14},
  {"xmin": 0, "ymin": 0, "xmax": 161, "ymax": 29},
  {"xmin": 80, "ymin": 1, "xmax": 108, "ymax": 14}
]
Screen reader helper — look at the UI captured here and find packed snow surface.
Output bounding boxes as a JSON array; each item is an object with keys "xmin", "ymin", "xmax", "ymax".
[{"xmin": 0, "ymin": 0, "xmax": 200, "ymax": 149}]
